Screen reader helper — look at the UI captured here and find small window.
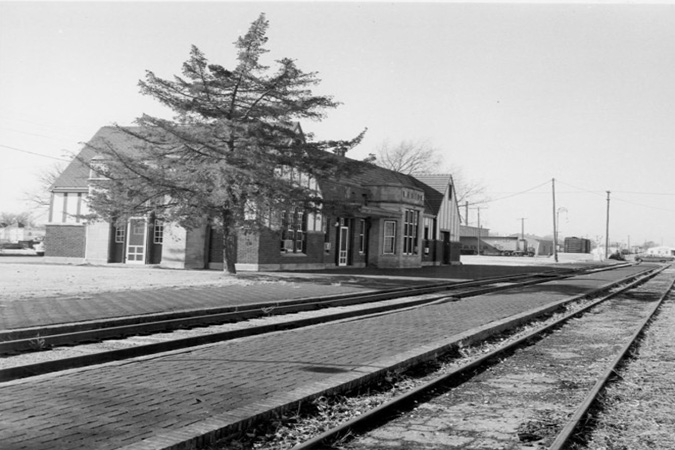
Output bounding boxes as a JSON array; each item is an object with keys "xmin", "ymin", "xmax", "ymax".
[
  {"xmin": 383, "ymin": 221, "xmax": 396, "ymax": 254},
  {"xmin": 153, "ymin": 220, "xmax": 164, "ymax": 244},
  {"xmin": 115, "ymin": 227, "xmax": 125, "ymax": 244},
  {"xmin": 62, "ymin": 193, "xmax": 68, "ymax": 223},
  {"xmin": 358, "ymin": 219, "xmax": 366, "ymax": 254}
]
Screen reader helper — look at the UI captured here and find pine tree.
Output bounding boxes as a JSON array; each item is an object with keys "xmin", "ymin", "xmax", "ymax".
[{"xmin": 84, "ymin": 14, "xmax": 365, "ymax": 273}]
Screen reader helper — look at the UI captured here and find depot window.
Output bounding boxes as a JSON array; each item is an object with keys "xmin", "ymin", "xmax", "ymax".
[
  {"xmin": 115, "ymin": 226, "xmax": 125, "ymax": 244},
  {"xmin": 153, "ymin": 220, "xmax": 164, "ymax": 244},
  {"xmin": 281, "ymin": 208, "xmax": 307, "ymax": 253},
  {"xmin": 403, "ymin": 209, "xmax": 419, "ymax": 255},
  {"xmin": 383, "ymin": 221, "xmax": 396, "ymax": 254}
]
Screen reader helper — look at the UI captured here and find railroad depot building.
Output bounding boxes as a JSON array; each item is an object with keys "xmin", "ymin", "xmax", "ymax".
[{"xmin": 45, "ymin": 126, "xmax": 462, "ymax": 271}]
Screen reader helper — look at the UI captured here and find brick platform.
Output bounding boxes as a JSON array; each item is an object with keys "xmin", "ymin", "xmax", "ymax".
[
  {"xmin": 0, "ymin": 264, "xmax": 558, "ymax": 332},
  {"xmin": 0, "ymin": 265, "xmax": 648, "ymax": 450}
]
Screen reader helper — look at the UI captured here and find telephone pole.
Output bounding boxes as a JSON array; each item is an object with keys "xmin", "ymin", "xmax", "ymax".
[
  {"xmin": 518, "ymin": 217, "xmax": 527, "ymax": 252},
  {"xmin": 605, "ymin": 190, "xmax": 611, "ymax": 259},
  {"xmin": 552, "ymin": 178, "xmax": 558, "ymax": 262},
  {"xmin": 477, "ymin": 207, "xmax": 482, "ymax": 256}
]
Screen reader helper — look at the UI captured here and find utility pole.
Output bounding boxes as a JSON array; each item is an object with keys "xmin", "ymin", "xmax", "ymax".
[
  {"xmin": 464, "ymin": 201, "xmax": 469, "ymax": 225},
  {"xmin": 518, "ymin": 217, "xmax": 527, "ymax": 252},
  {"xmin": 605, "ymin": 190, "xmax": 611, "ymax": 259},
  {"xmin": 552, "ymin": 178, "xmax": 558, "ymax": 262},
  {"xmin": 477, "ymin": 207, "xmax": 481, "ymax": 256}
]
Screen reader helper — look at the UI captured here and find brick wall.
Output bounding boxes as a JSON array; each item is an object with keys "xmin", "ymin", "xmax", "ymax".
[
  {"xmin": 45, "ymin": 224, "xmax": 86, "ymax": 258},
  {"xmin": 238, "ymin": 230, "xmax": 261, "ymax": 264},
  {"xmin": 254, "ymin": 229, "xmax": 325, "ymax": 265},
  {"xmin": 450, "ymin": 241, "xmax": 462, "ymax": 263}
]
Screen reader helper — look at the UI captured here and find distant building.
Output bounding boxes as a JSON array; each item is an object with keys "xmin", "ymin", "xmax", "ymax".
[
  {"xmin": 517, "ymin": 234, "xmax": 554, "ymax": 257},
  {"xmin": 459, "ymin": 225, "xmax": 490, "ymax": 255},
  {"xmin": 480, "ymin": 236, "xmax": 521, "ymax": 255},
  {"xmin": 646, "ymin": 246, "xmax": 675, "ymax": 257},
  {"xmin": 0, "ymin": 224, "xmax": 45, "ymax": 244},
  {"xmin": 460, "ymin": 225, "xmax": 553, "ymax": 257}
]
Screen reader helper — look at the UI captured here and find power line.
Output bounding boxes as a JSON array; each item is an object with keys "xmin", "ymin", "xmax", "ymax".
[
  {"xmin": 556, "ymin": 179, "xmax": 606, "ymax": 198},
  {"xmin": 0, "ymin": 123, "xmax": 85, "ymax": 143},
  {"xmin": 556, "ymin": 178, "xmax": 675, "ymax": 215},
  {"xmin": 611, "ymin": 195, "xmax": 675, "ymax": 213},
  {"xmin": 555, "ymin": 179, "xmax": 675, "ymax": 211},
  {"xmin": 482, "ymin": 179, "xmax": 551, "ymax": 205},
  {"xmin": 0, "ymin": 143, "xmax": 72, "ymax": 162},
  {"xmin": 0, "ymin": 126, "xmax": 74, "ymax": 141},
  {"xmin": 613, "ymin": 191, "xmax": 675, "ymax": 196}
]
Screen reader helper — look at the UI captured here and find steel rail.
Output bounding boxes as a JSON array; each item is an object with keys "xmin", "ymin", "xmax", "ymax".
[
  {"xmin": 548, "ymin": 274, "xmax": 675, "ymax": 450},
  {"xmin": 0, "ymin": 269, "xmax": 582, "ymax": 354},
  {"xmin": 290, "ymin": 265, "xmax": 666, "ymax": 450}
]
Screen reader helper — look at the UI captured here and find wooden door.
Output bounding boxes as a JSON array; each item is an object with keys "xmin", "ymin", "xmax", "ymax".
[{"xmin": 109, "ymin": 224, "xmax": 126, "ymax": 263}]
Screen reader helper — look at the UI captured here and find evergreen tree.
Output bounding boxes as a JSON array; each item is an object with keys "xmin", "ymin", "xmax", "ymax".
[{"xmin": 84, "ymin": 14, "xmax": 365, "ymax": 274}]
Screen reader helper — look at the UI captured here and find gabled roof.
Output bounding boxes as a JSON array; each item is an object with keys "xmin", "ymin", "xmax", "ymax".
[
  {"xmin": 413, "ymin": 174, "xmax": 453, "ymax": 193},
  {"xmin": 412, "ymin": 174, "xmax": 453, "ymax": 215},
  {"xmin": 52, "ymin": 127, "xmax": 456, "ymax": 219},
  {"xmin": 51, "ymin": 126, "xmax": 143, "ymax": 191}
]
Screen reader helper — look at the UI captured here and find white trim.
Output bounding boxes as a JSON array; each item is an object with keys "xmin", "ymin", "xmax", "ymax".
[{"xmin": 125, "ymin": 218, "xmax": 147, "ymax": 264}]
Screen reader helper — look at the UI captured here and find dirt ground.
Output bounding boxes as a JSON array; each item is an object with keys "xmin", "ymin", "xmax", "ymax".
[
  {"xmin": 0, "ymin": 251, "xmax": 600, "ymax": 301},
  {"xmin": 0, "ymin": 256, "xmax": 250, "ymax": 300}
]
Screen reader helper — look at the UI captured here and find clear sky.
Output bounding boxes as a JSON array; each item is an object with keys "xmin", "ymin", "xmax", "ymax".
[{"xmin": 1, "ymin": 1, "xmax": 674, "ymax": 247}]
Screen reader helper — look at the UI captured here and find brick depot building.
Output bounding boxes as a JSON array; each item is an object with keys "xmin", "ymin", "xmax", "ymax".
[{"xmin": 45, "ymin": 127, "xmax": 461, "ymax": 271}]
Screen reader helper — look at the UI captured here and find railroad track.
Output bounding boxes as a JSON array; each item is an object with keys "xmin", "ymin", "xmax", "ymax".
[
  {"xmin": 0, "ymin": 264, "xmax": 628, "ymax": 382},
  {"xmin": 282, "ymin": 264, "xmax": 674, "ymax": 450}
]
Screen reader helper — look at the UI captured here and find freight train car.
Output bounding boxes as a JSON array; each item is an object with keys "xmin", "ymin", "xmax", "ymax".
[{"xmin": 564, "ymin": 237, "xmax": 591, "ymax": 253}]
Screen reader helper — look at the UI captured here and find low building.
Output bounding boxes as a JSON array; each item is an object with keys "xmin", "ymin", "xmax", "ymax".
[
  {"xmin": 459, "ymin": 225, "xmax": 490, "ymax": 255},
  {"xmin": 646, "ymin": 246, "xmax": 675, "ymax": 257},
  {"xmin": 0, "ymin": 224, "xmax": 45, "ymax": 246},
  {"xmin": 44, "ymin": 126, "xmax": 462, "ymax": 271}
]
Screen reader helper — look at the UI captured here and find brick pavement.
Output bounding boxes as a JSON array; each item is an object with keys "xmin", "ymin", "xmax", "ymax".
[
  {"xmin": 0, "ymin": 282, "xmax": 371, "ymax": 331},
  {"xmin": 0, "ymin": 265, "xmax": 649, "ymax": 450},
  {"xmin": 0, "ymin": 264, "xmax": 557, "ymax": 331}
]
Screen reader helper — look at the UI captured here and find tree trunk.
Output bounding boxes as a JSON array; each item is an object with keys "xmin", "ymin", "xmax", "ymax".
[{"xmin": 221, "ymin": 209, "xmax": 237, "ymax": 274}]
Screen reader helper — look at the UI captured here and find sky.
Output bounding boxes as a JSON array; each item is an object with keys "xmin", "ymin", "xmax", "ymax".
[{"xmin": 1, "ymin": 1, "xmax": 674, "ymax": 248}]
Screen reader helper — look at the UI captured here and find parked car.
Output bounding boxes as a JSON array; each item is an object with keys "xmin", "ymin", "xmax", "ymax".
[
  {"xmin": 608, "ymin": 251, "xmax": 626, "ymax": 261},
  {"xmin": 635, "ymin": 253, "xmax": 674, "ymax": 263},
  {"xmin": 34, "ymin": 241, "xmax": 45, "ymax": 256}
]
